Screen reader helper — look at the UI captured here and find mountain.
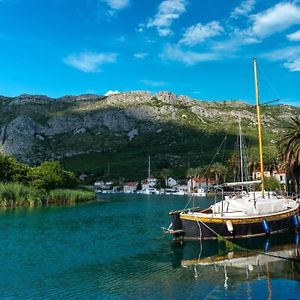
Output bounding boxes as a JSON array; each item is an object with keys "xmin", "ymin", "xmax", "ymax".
[{"xmin": 0, "ymin": 91, "xmax": 298, "ymax": 180}]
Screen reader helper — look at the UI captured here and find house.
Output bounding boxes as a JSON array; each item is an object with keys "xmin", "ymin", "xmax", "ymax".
[
  {"xmin": 123, "ymin": 182, "xmax": 138, "ymax": 193},
  {"xmin": 165, "ymin": 177, "xmax": 177, "ymax": 188},
  {"xmin": 273, "ymin": 170, "xmax": 287, "ymax": 185},
  {"xmin": 187, "ymin": 177, "xmax": 215, "ymax": 193},
  {"xmin": 252, "ymin": 170, "xmax": 271, "ymax": 180}
]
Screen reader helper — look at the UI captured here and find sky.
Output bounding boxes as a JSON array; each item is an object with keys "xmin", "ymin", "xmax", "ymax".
[{"xmin": 0, "ymin": 0, "xmax": 300, "ymax": 106}]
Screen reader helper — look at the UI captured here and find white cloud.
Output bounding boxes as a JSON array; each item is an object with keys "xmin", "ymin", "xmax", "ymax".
[
  {"xmin": 283, "ymin": 58, "xmax": 300, "ymax": 71},
  {"xmin": 103, "ymin": 0, "xmax": 129, "ymax": 10},
  {"xmin": 251, "ymin": 2, "xmax": 300, "ymax": 38},
  {"xmin": 105, "ymin": 90, "xmax": 120, "ymax": 96},
  {"xmin": 147, "ymin": 0, "xmax": 187, "ymax": 36},
  {"xmin": 180, "ymin": 21, "xmax": 223, "ymax": 46},
  {"xmin": 231, "ymin": 0, "xmax": 256, "ymax": 18},
  {"xmin": 64, "ymin": 52, "xmax": 117, "ymax": 72},
  {"xmin": 141, "ymin": 80, "xmax": 165, "ymax": 87},
  {"xmin": 161, "ymin": 44, "xmax": 219, "ymax": 65},
  {"xmin": 157, "ymin": 28, "xmax": 173, "ymax": 37},
  {"xmin": 263, "ymin": 45, "xmax": 300, "ymax": 61},
  {"xmin": 287, "ymin": 30, "xmax": 300, "ymax": 41},
  {"xmin": 263, "ymin": 45, "xmax": 300, "ymax": 72},
  {"xmin": 133, "ymin": 52, "xmax": 148, "ymax": 59}
]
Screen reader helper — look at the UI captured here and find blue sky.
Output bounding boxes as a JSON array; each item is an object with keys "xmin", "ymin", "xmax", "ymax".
[{"xmin": 0, "ymin": 0, "xmax": 300, "ymax": 106}]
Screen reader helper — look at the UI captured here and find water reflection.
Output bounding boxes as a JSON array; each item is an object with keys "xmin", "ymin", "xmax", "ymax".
[{"xmin": 171, "ymin": 233, "xmax": 300, "ymax": 288}]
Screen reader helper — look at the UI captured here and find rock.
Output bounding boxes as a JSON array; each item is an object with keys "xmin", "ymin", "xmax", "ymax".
[
  {"xmin": 127, "ymin": 129, "xmax": 139, "ymax": 140},
  {"xmin": 0, "ymin": 115, "xmax": 42, "ymax": 162},
  {"xmin": 43, "ymin": 115, "xmax": 82, "ymax": 135},
  {"xmin": 73, "ymin": 128, "xmax": 87, "ymax": 135},
  {"xmin": 0, "ymin": 91, "xmax": 297, "ymax": 164}
]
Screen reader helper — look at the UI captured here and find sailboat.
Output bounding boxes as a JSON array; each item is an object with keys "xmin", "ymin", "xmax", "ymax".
[
  {"xmin": 166, "ymin": 58, "xmax": 299, "ymax": 240},
  {"xmin": 139, "ymin": 156, "xmax": 159, "ymax": 194}
]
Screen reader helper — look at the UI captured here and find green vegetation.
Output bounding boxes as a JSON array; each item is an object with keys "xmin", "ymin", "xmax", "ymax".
[
  {"xmin": 0, "ymin": 183, "xmax": 41, "ymax": 207},
  {"xmin": 1, "ymin": 93, "xmax": 299, "ymax": 185},
  {"xmin": 0, "ymin": 154, "xmax": 96, "ymax": 208},
  {"xmin": 278, "ymin": 117, "xmax": 300, "ymax": 193},
  {"xmin": 29, "ymin": 161, "xmax": 78, "ymax": 190},
  {"xmin": 264, "ymin": 177, "xmax": 280, "ymax": 191}
]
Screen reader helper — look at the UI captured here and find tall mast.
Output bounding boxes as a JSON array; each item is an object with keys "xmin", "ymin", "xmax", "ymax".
[
  {"xmin": 148, "ymin": 155, "xmax": 151, "ymax": 180},
  {"xmin": 238, "ymin": 116, "xmax": 244, "ymax": 187},
  {"xmin": 253, "ymin": 58, "xmax": 265, "ymax": 198}
]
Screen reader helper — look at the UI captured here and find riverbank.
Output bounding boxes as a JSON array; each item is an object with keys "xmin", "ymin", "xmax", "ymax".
[{"xmin": 0, "ymin": 182, "xmax": 96, "ymax": 208}]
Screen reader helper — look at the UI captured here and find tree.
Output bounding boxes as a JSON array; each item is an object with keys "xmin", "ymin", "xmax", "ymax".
[
  {"xmin": 0, "ymin": 155, "xmax": 29, "ymax": 183},
  {"xmin": 186, "ymin": 166, "xmax": 207, "ymax": 178},
  {"xmin": 209, "ymin": 162, "xmax": 227, "ymax": 184},
  {"xmin": 160, "ymin": 168, "xmax": 173, "ymax": 179},
  {"xmin": 263, "ymin": 152, "xmax": 280, "ymax": 174},
  {"xmin": 278, "ymin": 117, "xmax": 300, "ymax": 193},
  {"xmin": 29, "ymin": 161, "xmax": 77, "ymax": 190}
]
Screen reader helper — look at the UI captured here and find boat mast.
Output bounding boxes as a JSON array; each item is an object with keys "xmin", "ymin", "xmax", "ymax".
[
  {"xmin": 253, "ymin": 58, "xmax": 265, "ymax": 198},
  {"xmin": 148, "ymin": 155, "xmax": 151, "ymax": 180},
  {"xmin": 238, "ymin": 116, "xmax": 244, "ymax": 188}
]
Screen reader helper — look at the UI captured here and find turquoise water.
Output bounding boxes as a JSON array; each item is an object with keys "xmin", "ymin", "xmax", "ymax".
[{"xmin": 0, "ymin": 194, "xmax": 300, "ymax": 299}]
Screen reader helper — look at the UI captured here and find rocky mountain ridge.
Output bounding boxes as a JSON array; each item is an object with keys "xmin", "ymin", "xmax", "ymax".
[{"xmin": 0, "ymin": 91, "xmax": 298, "ymax": 176}]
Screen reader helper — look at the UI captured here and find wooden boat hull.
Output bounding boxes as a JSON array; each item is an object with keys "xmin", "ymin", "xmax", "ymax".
[{"xmin": 170, "ymin": 208, "xmax": 299, "ymax": 240}]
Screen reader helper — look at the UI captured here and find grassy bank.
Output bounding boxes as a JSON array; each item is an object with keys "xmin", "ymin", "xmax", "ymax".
[{"xmin": 0, "ymin": 183, "xmax": 96, "ymax": 208}]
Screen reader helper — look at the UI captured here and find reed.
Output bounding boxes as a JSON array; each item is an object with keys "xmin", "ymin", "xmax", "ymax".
[
  {"xmin": 46, "ymin": 189, "xmax": 96, "ymax": 204},
  {"xmin": 0, "ymin": 183, "xmax": 96, "ymax": 208},
  {"xmin": 0, "ymin": 183, "xmax": 42, "ymax": 207}
]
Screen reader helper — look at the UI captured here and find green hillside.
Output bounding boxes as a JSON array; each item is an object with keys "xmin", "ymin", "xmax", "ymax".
[{"xmin": 0, "ymin": 92, "xmax": 298, "ymax": 181}]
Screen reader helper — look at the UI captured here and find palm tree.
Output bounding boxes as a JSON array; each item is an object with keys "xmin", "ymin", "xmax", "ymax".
[
  {"xmin": 209, "ymin": 162, "xmax": 227, "ymax": 185},
  {"xmin": 278, "ymin": 117, "xmax": 300, "ymax": 194}
]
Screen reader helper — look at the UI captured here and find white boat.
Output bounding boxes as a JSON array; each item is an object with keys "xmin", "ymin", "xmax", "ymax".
[
  {"xmin": 193, "ymin": 188, "xmax": 207, "ymax": 197},
  {"xmin": 167, "ymin": 58, "xmax": 299, "ymax": 240}
]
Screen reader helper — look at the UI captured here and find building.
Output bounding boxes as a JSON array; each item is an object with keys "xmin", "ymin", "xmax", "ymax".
[
  {"xmin": 273, "ymin": 170, "xmax": 287, "ymax": 186},
  {"xmin": 142, "ymin": 177, "xmax": 158, "ymax": 190},
  {"xmin": 123, "ymin": 182, "xmax": 138, "ymax": 193},
  {"xmin": 165, "ymin": 177, "xmax": 177, "ymax": 188},
  {"xmin": 252, "ymin": 170, "xmax": 271, "ymax": 180},
  {"xmin": 187, "ymin": 177, "xmax": 215, "ymax": 193}
]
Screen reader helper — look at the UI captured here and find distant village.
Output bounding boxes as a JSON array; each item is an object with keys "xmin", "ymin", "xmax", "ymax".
[{"xmin": 92, "ymin": 169, "xmax": 288, "ymax": 196}]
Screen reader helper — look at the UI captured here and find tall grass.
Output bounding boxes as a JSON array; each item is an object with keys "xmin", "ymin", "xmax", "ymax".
[
  {"xmin": 0, "ymin": 183, "xmax": 96, "ymax": 208},
  {"xmin": 46, "ymin": 189, "xmax": 96, "ymax": 204},
  {"xmin": 0, "ymin": 183, "xmax": 42, "ymax": 207}
]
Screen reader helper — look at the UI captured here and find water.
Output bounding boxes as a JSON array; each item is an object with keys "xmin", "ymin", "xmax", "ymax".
[{"xmin": 0, "ymin": 194, "xmax": 300, "ymax": 299}]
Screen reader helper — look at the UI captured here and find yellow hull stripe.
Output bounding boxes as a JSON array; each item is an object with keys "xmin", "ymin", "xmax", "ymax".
[{"xmin": 180, "ymin": 208, "xmax": 298, "ymax": 224}]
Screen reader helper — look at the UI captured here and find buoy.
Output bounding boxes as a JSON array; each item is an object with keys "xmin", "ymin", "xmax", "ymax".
[
  {"xmin": 226, "ymin": 220, "xmax": 234, "ymax": 233},
  {"xmin": 292, "ymin": 214, "xmax": 300, "ymax": 230},
  {"xmin": 262, "ymin": 219, "xmax": 270, "ymax": 235}
]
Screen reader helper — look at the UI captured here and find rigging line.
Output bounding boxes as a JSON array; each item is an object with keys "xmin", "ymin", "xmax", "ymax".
[
  {"xmin": 204, "ymin": 135, "xmax": 227, "ymax": 177},
  {"xmin": 257, "ymin": 62, "xmax": 281, "ymax": 101}
]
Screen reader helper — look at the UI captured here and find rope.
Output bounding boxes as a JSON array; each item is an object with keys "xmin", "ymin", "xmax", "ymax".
[{"xmin": 195, "ymin": 218, "xmax": 300, "ymax": 263}]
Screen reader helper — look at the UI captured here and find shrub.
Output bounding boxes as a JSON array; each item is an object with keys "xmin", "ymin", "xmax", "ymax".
[
  {"xmin": 29, "ymin": 161, "xmax": 78, "ymax": 190},
  {"xmin": 0, "ymin": 155, "xmax": 30, "ymax": 183}
]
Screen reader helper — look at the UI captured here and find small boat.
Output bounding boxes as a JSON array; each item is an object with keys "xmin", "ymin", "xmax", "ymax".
[
  {"xmin": 193, "ymin": 188, "xmax": 207, "ymax": 197},
  {"xmin": 166, "ymin": 58, "xmax": 299, "ymax": 240}
]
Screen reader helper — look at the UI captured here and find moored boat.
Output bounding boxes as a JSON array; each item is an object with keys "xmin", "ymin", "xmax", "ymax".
[{"xmin": 166, "ymin": 58, "xmax": 299, "ymax": 240}]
